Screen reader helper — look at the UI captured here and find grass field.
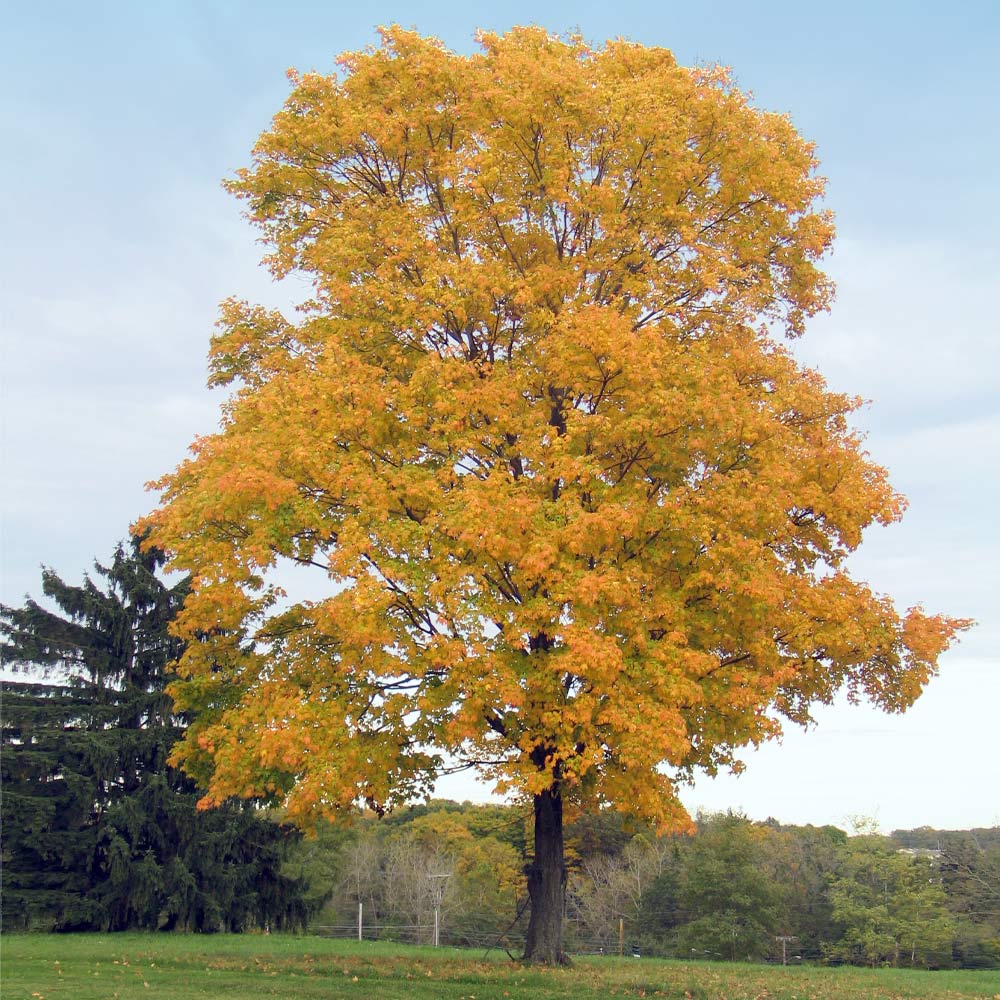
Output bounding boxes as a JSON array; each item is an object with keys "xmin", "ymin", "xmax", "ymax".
[{"xmin": 2, "ymin": 934, "xmax": 998, "ymax": 1000}]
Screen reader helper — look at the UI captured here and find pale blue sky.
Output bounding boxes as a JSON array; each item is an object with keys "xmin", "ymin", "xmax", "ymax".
[{"xmin": 2, "ymin": 1, "xmax": 997, "ymax": 831}]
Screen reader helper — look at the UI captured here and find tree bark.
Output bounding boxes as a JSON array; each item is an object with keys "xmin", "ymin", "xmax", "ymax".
[{"xmin": 523, "ymin": 785, "xmax": 571, "ymax": 965}]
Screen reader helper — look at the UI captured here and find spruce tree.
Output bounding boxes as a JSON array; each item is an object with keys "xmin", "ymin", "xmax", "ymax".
[{"xmin": 1, "ymin": 537, "xmax": 307, "ymax": 931}]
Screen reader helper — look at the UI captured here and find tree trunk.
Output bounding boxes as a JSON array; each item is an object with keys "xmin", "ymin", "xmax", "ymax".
[{"xmin": 523, "ymin": 786, "xmax": 570, "ymax": 965}]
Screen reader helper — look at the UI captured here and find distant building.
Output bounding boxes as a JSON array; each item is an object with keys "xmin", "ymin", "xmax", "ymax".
[{"xmin": 896, "ymin": 847, "xmax": 943, "ymax": 860}]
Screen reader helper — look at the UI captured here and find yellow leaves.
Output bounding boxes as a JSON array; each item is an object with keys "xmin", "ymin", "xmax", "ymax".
[
  {"xmin": 225, "ymin": 27, "xmax": 834, "ymax": 346},
  {"xmin": 208, "ymin": 299, "xmax": 299, "ymax": 390},
  {"xmin": 141, "ymin": 26, "xmax": 971, "ymax": 834},
  {"xmin": 903, "ymin": 606, "xmax": 974, "ymax": 668},
  {"xmin": 889, "ymin": 606, "xmax": 974, "ymax": 709}
]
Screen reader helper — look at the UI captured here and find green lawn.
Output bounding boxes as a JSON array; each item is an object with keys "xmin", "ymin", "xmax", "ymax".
[{"xmin": 2, "ymin": 934, "xmax": 998, "ymax": 1000}]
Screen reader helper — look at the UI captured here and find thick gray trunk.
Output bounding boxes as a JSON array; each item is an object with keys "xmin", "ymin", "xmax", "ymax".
[{"xmin": 523, "ymin": 787, "xmax": 570, "ymax": 965}]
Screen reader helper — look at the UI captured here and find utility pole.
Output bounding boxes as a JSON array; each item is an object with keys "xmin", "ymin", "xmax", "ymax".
[
  {"xmin": 775, "ymin": 935, "xmax": 797, "ymax": 965},
  {"xmin": 428, "ymin": 873, "xmax": 451, "ymax": 947}
]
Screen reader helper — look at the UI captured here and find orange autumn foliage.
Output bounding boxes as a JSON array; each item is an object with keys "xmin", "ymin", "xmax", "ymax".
[{"xmin": 142, "ymin": 27, "xmax": 969, "ymax": 831}]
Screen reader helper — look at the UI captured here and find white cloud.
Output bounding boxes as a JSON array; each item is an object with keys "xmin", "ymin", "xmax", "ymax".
[
  {"xmin": 679, "ymin": 654, "xmax": 1000, "ymax": 832},
  {"xmin": 794, "ymin": 236, "xmax": 999, "ymax": 424}
]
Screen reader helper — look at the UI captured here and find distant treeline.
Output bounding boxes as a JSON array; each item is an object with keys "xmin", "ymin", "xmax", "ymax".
[{"xmin": 288, "ymin": 801, "xmax": 1000, "ymax": 970}]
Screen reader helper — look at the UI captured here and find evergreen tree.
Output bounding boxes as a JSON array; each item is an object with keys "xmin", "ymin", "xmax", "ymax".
[{"xmin": 1, "ymin": 537, "xmax": 308, "ymax": 931}]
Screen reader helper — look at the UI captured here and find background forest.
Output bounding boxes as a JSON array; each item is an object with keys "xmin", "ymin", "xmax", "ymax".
[
  {"xmin": 290, "ymin": 801, "xmax": 1000, "ymax": 970},
  {"xmin": 2, "ymin": 540, "xmax": 996, "ymax": 969}
]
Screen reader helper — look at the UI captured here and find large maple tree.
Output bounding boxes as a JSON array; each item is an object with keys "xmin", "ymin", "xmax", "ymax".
[{"xmin": 143, "ymin": 27, "xmax": 968, "ymax": 963}]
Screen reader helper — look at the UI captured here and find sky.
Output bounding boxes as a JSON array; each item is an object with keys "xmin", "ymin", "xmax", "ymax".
[{"xmin": 2, "ymin": 1, "xmax": 997, "ymax": 834}]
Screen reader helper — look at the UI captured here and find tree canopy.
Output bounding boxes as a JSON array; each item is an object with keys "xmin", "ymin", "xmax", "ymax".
[{"xmin": 143, "ymin": 27, "xmax": 969, "ymax": 961}]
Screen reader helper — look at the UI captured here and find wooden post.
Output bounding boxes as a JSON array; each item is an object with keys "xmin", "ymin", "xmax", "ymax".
[
  {"xmin": 619, "ymin": 918, "xmax": 624, "ymax": 957},
  {"xmin": 357, "ymin": 900, "xmax": 363, "ymax": 942}
]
